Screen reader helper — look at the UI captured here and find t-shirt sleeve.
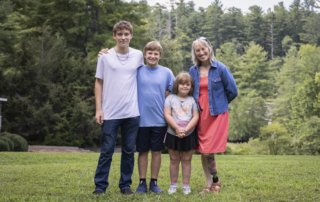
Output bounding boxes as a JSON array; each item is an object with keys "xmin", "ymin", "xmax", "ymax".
[
  {"xmin": 164, "ymin": 95, "xmax": 172, "ymax": 108},
  {"xmin": 139, "ymin": 51, "xmax": 144, "ymax": 66},
  {"xmin": 95, "ymin": 56, "xmax": 104, "ymax": 79},
  {"xmin": 167, "ymin": 69, "xmax": 175, "ymax": 92},
  {"xmin": 191, "ymin": 97, "xmax": 198, "ymax": 111}
]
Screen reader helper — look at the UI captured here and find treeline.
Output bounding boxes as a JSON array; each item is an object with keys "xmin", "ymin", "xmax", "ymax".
[{"xmin": 0, "ymin": 0, "xmax": 320, "ymax": 154}]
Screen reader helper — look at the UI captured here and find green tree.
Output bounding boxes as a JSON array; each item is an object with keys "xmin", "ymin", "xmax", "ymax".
[
  {"xmin": 244, "ymin": 6, "xmax": 267, "ymax": 49},
  {"xmin": 295, "ymin": 116, "xmax": 320, "ymax": 155},
  {"xmin": 159, "ymin": 36, "xmax": 183, "ymax": 76},
  {"xmin": 235, "ymin": 42, "xmax": 273, "ymax": 98},
  {"xmin": 300, "ymin": 12, "xmax": 320, "ymax": 45},
  {"xmin": 220, "ymin": 7, "xmax": 245, "ymax": 44},
  {"xmin": 215, "ymin": 41, "xmax": 242, "ymax": 74},
  {"xmin": 273, "ymin": 2, "xmax": 289, "ymax": 57},
  {"xmin": 289, "ymin": 72, "xmax": 320, "ymax": 155},
  {"xmin": 287, "ymin": 0, "xmax": 304, "ymax": 43},
  {"xmin": 228, "ymin": 91, "xmax": 267, "ymax": 142},
  {"xmin": 259, "ymin": 122, "xmax": 292, "ymax": 155},
  {"xmin": 203, "ymin": 0, "xmax": 224, "ymax": 53},
  {"xmin": 282, "ymin": 35, "xmax": 294, "ymax": 53},
  {"xmin": 272, "ymin": 46, "xmax": 302, "ymax": 125}
]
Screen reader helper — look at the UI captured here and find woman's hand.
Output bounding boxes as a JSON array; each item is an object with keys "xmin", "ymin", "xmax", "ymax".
[
  {"xmin": 165, "ymin": 90, "xmax": 170, "ymax": 98},
  {"xmin": 97, "ymin": 48, "xmax": 109, "ymax": 57}
]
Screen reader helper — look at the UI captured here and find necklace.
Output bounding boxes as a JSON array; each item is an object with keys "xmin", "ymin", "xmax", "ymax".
[{"xmin": 116, "ymin": 48, "xmax": 130, "ymax": 65}]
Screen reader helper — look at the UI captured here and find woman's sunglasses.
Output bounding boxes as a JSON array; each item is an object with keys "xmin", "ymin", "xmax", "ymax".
[
  {"xmin": 195, "ymin": 37, "xmax": 207, "ymax": 41},
  {"xmin": 195, "ymin": 37, "xmax": 212, "ymax": 46}
]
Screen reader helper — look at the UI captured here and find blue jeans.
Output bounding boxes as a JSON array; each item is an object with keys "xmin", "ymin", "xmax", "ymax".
[{"xmin": 94, "ymin": 116, "xmax": 140, "ymax": 192}]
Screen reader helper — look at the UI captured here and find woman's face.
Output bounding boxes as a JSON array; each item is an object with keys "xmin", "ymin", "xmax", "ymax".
[{"xmin": 194, "ymin": 41, "xmax": 210, "ymax": 62}]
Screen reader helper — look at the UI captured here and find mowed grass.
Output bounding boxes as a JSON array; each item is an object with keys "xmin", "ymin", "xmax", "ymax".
[{"xmin": 0, "ymin": 153, "xmax": 319, "ymax": 202}]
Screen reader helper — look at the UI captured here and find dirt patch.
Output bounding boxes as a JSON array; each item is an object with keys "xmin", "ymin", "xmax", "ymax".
[{"xmin": 28, "ymin": 145, "xmax": 122, "ymax": 153}]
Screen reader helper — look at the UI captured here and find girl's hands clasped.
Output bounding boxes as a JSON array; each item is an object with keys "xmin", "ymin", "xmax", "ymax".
[{"xmin": 175, "ymin": 128, "xmax": 186, "ymax": 138}]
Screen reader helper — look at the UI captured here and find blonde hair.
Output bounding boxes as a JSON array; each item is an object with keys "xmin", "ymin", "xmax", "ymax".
[
  {"xmin": 172, "ymin": 72, "xmax": 194, "ymax": 96},
  {"xmin": 191, "ymin": 38, "xmax": 215, "ymax": 66},
  {"xmin": 113, "ymin": 20, "xmax": 133, "ymax": 34},
  {"xmin": 143, "ymin": 41, "xmax": 163, "ymax": 56}
]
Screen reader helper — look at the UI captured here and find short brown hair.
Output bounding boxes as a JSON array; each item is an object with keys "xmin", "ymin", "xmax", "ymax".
[
  {"xmin": 143, "ymin": 41, "xmax": 163, "ymax": 56},
  {"xmin": 172, "ymin": 72, "xmax": 194, "ymax": 96},
  {"xmin": 113, "ymin": 20, "xmax": 133, "ymax": 34}
]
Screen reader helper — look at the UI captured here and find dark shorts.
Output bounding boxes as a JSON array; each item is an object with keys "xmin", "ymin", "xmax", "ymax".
[{"xmin": 136, "ymin": 126, "xmax": 167, "ymax": 152}]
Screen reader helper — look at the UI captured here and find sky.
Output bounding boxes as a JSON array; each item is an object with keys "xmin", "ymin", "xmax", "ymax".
[{"xmin": 137, "ymin": 0, "xmax": 295, "ymax": 13}]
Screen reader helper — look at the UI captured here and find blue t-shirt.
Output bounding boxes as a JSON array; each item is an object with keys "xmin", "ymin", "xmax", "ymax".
[{"xmin": 137, "ymin": 65, "xmax": 175, "ymax": 127}]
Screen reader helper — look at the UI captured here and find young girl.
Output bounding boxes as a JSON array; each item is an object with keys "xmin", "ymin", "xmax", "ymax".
[{"xmin": 163, "ymin": 72, "xmax": 199, "ymax": 195}]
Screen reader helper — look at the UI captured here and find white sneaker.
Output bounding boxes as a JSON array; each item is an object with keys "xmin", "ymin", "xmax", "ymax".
[
  {"xmin": 182, "ymin": 185, "xmax": 191, "ymax": 195},
  {"xmin": 168, "ymin": 184, "xmax": 177, "ymax": 194}
]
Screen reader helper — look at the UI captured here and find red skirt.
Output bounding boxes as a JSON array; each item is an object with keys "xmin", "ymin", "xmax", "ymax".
[{"xmin": 195, "ymin": 76, "xmax": 229, "ymax": 153}]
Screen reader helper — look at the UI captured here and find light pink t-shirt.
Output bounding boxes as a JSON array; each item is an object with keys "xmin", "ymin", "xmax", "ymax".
[{"xmin": 95, "ymin": 47, "xmax": 144, "ymax": 120}]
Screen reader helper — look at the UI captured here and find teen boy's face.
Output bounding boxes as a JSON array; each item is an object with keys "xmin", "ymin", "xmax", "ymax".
[
  {"xmin": 144, "ymin": 50, "xmax": 161, "ymax": 68},
  {"xmin": 113, "ymin": 29, "xmax": 132, "ymax": 48}
]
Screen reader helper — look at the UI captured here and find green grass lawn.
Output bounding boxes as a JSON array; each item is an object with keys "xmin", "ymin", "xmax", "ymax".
[{"xmin": 0, "ymin": 153, "xmax": 319, "ymax": 202}]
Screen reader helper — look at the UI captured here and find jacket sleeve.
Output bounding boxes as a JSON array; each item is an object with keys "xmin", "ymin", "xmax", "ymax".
[{"xmin": 221, "ymin": 66, "xmax": 238, "ymax": 103}]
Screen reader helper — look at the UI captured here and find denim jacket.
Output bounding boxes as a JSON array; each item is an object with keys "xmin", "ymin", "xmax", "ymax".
[{"xmin": 189, "ymin": 60, "xmax": 238, "ymax": 116}]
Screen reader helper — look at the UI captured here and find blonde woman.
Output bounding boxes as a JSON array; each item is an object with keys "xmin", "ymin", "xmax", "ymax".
[{"xmin": 188, "ymin": 37, "xmax": 238, "ymax": 194}]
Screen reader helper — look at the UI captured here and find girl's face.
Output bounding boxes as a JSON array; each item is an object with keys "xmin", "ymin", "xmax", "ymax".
[
  {"xmin": 178, "ymin": 82, "xmax": 191, "ymax": 96},
  {"xmin": 193, "ymin": 42, "xmax": 210, "ymax": 62}
]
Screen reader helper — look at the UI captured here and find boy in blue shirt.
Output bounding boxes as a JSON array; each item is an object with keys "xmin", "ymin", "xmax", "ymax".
[{"xmin": 135, "ymin": 41, "xmax": 175, "ymax": 193}]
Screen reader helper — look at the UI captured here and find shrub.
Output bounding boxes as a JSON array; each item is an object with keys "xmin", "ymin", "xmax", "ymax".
[
  {"xmin": 2, "ymin": 132, "xmax": 28, "ymax": 151},
  {"xmin": 233, "ymin": 147, "xmax": 251, "ymax": 155},
  {"xmin": 0, "ymin": 137, "xmax": 14, "ymax": 151},
  {"xmin": 216, "ymin": 145, "xmax": 233, "ymax": 155},
  {"xmin": 224, "ymin": 145, "xmax": 233, "ymax": 155},
  {"xmin": 0, "ymin": 139, "xmax": 10, "ymax": 151},
  {"xmin": 260, "ymin": 123, "xmax": 292, "ymax": 155},
  {"xmin": 162, "ymin": 146, "xmax": 169, "ymax": 154},
  {"xmin": 247, "ymin": 138, "xmax": 269, "ymax": 155}
]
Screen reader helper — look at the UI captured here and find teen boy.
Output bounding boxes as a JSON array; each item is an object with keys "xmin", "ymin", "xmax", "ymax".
[
  {"xmin": 98, "ymin": 41, "xmax": 175, "ymax": 194},
  {"xmin": 93, "ymin": 20, "xmax": 144, "ymax": 196}
]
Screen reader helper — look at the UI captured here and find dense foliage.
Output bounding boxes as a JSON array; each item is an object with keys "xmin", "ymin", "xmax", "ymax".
[
  {"xmin": 0, "ymin": 132, "xmax": 28, "ymax": 151},
  {"xmin": 0, "ymin": 0, "xmax": 319, "ymax": 154}
]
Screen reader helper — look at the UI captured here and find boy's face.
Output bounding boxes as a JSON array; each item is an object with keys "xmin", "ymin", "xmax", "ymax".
[
  {"xmin": 113, "ymin": 29, "xmax": 132, "ymax": 48},
  {"xmin": 144, "ymin": 50, "xmax": 161, "ymax": 68}
]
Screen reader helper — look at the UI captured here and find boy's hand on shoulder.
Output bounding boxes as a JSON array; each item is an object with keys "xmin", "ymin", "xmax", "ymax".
[
  {"xmin": 165, "ymin": 90, "xmax": 170, "ymax": 98},
  {"xmin": 97, "ymin": 48, "xmax": 109, "ymax": 57},
  {"xmin": 95, "ymin": 110, "xmax": 104, "ymax": 125}
]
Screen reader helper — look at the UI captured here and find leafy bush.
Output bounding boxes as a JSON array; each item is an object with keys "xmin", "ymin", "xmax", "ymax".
[
  {"xmin": 247, "ymin": 138, "xmax": 269, "ymax": 155},
  {"xmin": 233, "ymin": 147, "xmax": 251, "ymax": 155},
  {"xmin": 224, "ymin": 145, "xmax": 233, "ymax": 155},
  {"xmin": 2, "ymin": 132, "xmax": 28, "ymax": 151},
  {"xmin": 0, "ymin": 139, "xmax": 10, "ymax": 151},
  {"xmin": 0, "ymin": 136, "xmax": 14, "ymax": 151},
  {"xmin": 295, "ymin": 116, "xmax": 320, "ymax": 155},
  {"xmin": 260, "ymin": 123, "xmax": 292, "ymax": 155}
]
